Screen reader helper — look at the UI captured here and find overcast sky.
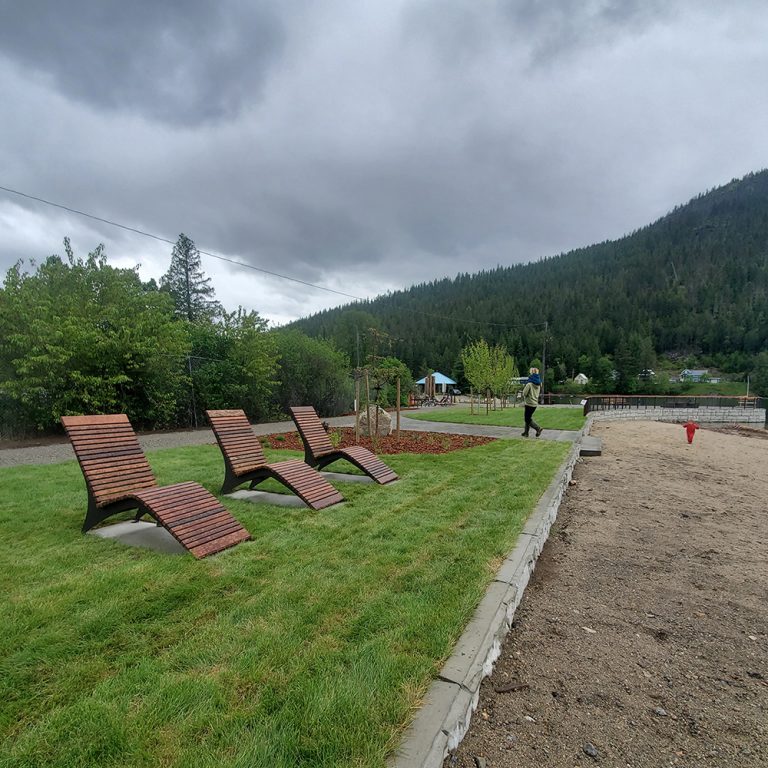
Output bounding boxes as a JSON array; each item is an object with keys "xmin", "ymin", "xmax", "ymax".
[{"xmin": 1, "ymin": 1, "xmax": 766, "ymax": 325}]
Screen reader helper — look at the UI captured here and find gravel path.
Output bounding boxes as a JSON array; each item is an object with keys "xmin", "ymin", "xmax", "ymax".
[
  {"xmin": 0, "ymin": 418, "xmax": 327, "ymax": 467},
  {"xmin": 0, "ymin": 413, "xmax": 579, "ymax": 468}
]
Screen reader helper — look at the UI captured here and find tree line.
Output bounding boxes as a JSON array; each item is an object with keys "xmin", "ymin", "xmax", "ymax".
[{"xmin": 0, "ymin": 236, "xmax": 355, "ymax": 436}]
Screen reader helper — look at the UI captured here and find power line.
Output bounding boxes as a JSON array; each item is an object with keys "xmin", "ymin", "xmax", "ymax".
[
  {"xmin": 0, "ymin": 184, "xmax": 360, "ymax": 300},
  {"xmin": 0, "ymin": 183, "xmax": 550, "ymax": 332}
]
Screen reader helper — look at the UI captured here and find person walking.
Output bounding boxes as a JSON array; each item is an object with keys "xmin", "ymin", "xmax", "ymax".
[{"xmin": 521, "ymin": 367, "xmax": 543, "ymax": 437}]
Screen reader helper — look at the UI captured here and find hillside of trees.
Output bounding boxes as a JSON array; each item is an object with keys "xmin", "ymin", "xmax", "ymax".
[{"xmin": 292, "ymin": 171, "xmax": 768, "ymax": 392}]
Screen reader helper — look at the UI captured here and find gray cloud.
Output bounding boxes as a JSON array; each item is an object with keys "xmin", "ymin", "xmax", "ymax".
[
  {"xmin": 1, "ymin": 1, "xmax": 767, "ymax": 323},
  {"xmin": 0, "ymin": 0, "xmax": 287, "ymax": 124}
]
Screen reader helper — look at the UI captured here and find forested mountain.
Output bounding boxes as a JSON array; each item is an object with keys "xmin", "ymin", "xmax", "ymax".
[{"xmin": 293, "ymin": 171, "xmax": 768, "ymax": 386}]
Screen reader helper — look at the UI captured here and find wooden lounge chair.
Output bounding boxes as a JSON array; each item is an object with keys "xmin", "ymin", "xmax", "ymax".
[
  {"xmin": 289, "ymin": 406, "xmax": 398, "ymax": 485},
  {"xmin": 61, "ymin": 414, "xmax": 251, "ymax": 559},
  {"xmin": 205, "ymin": 409, "xmax": 344, "ymax": 510}
]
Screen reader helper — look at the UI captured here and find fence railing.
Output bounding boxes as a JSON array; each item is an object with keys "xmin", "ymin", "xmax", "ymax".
[
  {"xmin": 583, "ymin": 394, "xmax": 767, "ymax": 418},
  {"xmin": 539, "ymin": 393, "xmax": 585, "ymax": 406}
]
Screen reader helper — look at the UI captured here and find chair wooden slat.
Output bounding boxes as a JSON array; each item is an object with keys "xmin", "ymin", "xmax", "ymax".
[
  {"xmin": 289, "ymin": 406, "xmax": 398, "ymax": 485},
  {"xmin": 62, "ymin": 415, "xmax": 250, "ymax": 558},
  {"xmin": 206, "ymin": 409, "xmax": 343, "ymax": 510}
]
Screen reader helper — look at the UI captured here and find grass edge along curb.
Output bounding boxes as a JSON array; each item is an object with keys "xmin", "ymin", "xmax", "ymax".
[{"xmin": 388, "ymin": 434, "xmax": 587, "ymax": 767}]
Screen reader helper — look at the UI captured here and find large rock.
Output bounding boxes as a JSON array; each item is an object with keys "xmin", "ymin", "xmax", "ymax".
[{"xmin": 359, "ymin": 404, "xmax": 392, "ymax": 437}]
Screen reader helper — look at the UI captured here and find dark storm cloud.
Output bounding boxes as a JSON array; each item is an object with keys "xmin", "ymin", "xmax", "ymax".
[
  {"xmin": 0, "ymin": 0, "xmax": 287, "ymax": 123},
  {"xmin": 502, "ymin": 0, "xmax": 672, "ymax": 63},
  {"xmin": 401, "ymin": 0, "xmax": 672, "ymax": 68},
  {"xmin": 1, "ymin": 0, "xmax": 767, "ymax": 322}
]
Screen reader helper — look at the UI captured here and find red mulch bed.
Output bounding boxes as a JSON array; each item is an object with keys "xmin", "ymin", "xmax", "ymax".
[{"xmin": 261, "ymin": 427, "xmax": 495, "ymax": 455}]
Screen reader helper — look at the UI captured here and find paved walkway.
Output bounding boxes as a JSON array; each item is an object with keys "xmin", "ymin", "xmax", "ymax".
[{"xmin": 0, "ymin": 413, "xmax": 581, "ymax": 468}]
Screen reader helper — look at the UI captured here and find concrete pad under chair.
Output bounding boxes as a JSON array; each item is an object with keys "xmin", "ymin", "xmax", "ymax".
[
  {"xmin": 320, "ymin": 471, "xmax": 375, "ymax": 484},
  {"xmin": 227, "ymin": 489, "xmax": 309, "ymax": 508},
  {"xmin": 89, "ymin": 520, "xmax": 186, "ymax": 555}
]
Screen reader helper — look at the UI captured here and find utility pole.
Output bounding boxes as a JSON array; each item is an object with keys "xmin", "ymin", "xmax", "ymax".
[
  {"xmin": 354, "ymin": 327, "xmax": 361, "ymax": 418},
  {"xmin": 356, "ymin": 327, "xmax": 360, "ymax": 368}
]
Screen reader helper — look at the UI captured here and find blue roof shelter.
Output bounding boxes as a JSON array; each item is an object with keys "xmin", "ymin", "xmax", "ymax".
[{"xmin": 416, "ymin": 371, "xmax": 457, "ymax": 394}]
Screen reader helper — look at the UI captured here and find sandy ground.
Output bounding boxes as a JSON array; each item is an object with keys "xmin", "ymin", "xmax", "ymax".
[{"xmin": 446, "ymin": 420, "xmax": 768, "ymax": 768}]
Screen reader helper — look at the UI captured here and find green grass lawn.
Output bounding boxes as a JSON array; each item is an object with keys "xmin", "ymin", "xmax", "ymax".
[
  {"xmin": 678, "ymin": 381, "xmax": 749, "ymax": 396},
  {"xmin": 0, "ymin": 439, "xmax": 568, "ymax": 768},
  {"xmin": 407, "ymin": 404, "xmax": 586, "ymax": 431}
]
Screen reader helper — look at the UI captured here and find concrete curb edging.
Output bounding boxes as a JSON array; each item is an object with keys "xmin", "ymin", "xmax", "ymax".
[{"xmin": 388, "ymin": 435, "xmax": 586, "ymax": 768}]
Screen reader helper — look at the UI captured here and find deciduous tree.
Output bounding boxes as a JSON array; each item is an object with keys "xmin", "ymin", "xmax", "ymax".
[
  {"xmin": 271, "ymin": 329, "xmax": 352, "ymax": 416},
  {"xmin": 188, "ymin": 308, "xmax": 278, "ymax": 423},
  {"xmin": 0, "ymin": 240, "xmax": 188, "ymax": 432}
]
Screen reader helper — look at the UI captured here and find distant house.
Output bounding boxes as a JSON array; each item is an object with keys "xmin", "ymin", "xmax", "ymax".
[
  {"xmin": 680, "ymin": 369, "xmax": 709, "ymax": 383},
  {"xmin": 574, "ymin": 373, "xmax": 589, "ymax": 385},
  {"xmin": 638, "ymin": 369, "xmax": 656, "ymax": 380},
  {"xmin": 416, "ymin": 371, "xmax": 457, "ymax": 395}
]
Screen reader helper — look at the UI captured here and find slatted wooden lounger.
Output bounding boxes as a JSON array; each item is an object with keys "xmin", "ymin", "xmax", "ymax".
[
  {"xmin": 61, "ymin": 414, "xmax": 251, "ymax": 559},
  {"xmin": 289, "ymin": 406, "xmax": 398, "ymax": 485},
  {"xmin": 205, "ymin": 409, "xmax": 344, "ymax": 510}
]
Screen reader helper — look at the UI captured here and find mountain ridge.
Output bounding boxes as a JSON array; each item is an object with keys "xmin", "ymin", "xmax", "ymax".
[{"xmin": 292, "ymin": 170, "xmax": 768, "ymax": 383}]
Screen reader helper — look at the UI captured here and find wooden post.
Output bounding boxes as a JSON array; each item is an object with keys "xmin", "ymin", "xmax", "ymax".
[
  {"xmin": 354, "ymin": 376, "xmax": 360, "ymax": 443},
  {"xmin": 365, "ymin": 371, "xmax": 370, "ymax": 436},
  {"xmin": 365, "ymin": 371, "xmax": 376, "ymax": 450},
  {"xmin": 396, "ymin": 376, "xmax": 401, "ymax": 439},
  {"xmin": 188, "ymin": 355, "xmax": 198, "ymax": 428}
]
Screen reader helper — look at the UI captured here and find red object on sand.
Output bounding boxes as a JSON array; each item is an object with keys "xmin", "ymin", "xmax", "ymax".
[{"xmin": 683, "ymin": 421, "xmax": 700, "ymax": 444}]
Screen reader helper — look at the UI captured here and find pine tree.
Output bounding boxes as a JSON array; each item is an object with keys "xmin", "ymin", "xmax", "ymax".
[{"xmin": 160, "ymin": 234, "xmax": 221, "ymax": 321}]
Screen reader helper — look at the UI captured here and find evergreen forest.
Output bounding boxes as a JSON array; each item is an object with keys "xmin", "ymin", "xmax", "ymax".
[{"xmin": 293, "ymin": 171, "xmax": 768, "ymax": 393}]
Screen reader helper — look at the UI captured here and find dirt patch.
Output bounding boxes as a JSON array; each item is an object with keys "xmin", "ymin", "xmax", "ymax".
[
  {"xmin": 261, "ymin": 427, "xmax": 495, "ymax": 454},
  {"xmin": 446, "ymin": 420, "xmax": 768, "ymax": 767}
]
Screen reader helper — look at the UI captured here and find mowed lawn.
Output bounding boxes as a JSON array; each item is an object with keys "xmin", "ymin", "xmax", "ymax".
[
  {"xmin": 0, "ymin": 439, "xmax": 568, "ymax": 768},
  {"xmin": 407, "ymin": 404, "xmax": 586, "ymax": 431}
]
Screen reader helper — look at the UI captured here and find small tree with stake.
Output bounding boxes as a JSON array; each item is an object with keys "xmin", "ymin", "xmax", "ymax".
[{"xmin": 461, "ymin": 339, "xmax": 516, "ymax": 412}]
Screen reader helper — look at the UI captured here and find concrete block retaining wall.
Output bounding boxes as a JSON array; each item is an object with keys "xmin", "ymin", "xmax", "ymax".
[{"xmin": 589, "ymin": 406, "xmax": 766, "ymax": 425}]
